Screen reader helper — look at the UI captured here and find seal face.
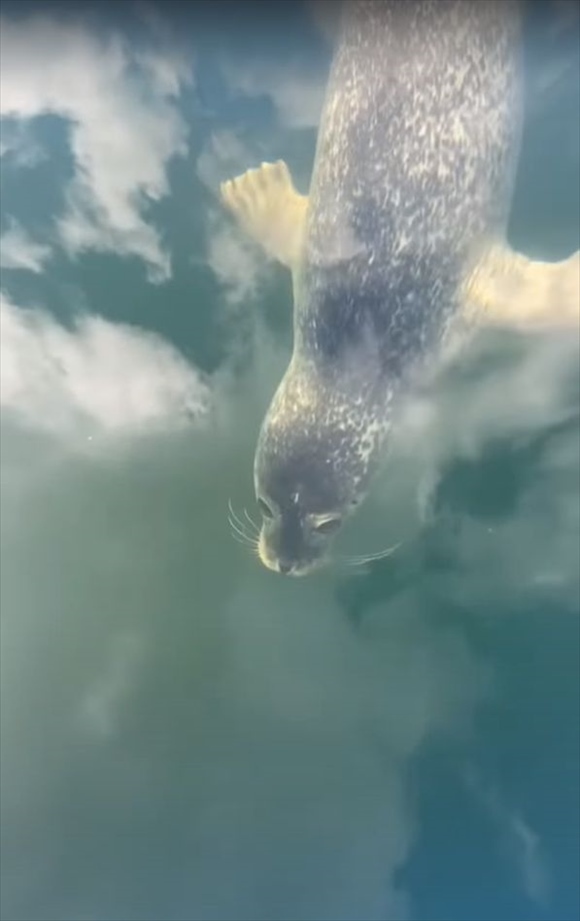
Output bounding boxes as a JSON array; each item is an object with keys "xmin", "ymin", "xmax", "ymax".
[
  {"xmin": 254, "ymin": 352, "xmax": 392, "ymax": 574},
  {"xmin": 221, "ymin": 0, "xmax": 579, "ymax": 576}
]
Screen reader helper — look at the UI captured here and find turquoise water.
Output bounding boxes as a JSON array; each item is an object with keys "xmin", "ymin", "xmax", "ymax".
[{"xmin": 1, "ymin": 2, "xmax": 579, "ymax": 920}]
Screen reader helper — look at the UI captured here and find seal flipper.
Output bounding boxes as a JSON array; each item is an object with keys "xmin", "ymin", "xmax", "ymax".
[
  {"xmin": 220, "ymin": 160, "xmax": 308, "ymax": 270},
  {"xmin": 464, "ymin": 244, "xmax": 580, "ymax": 330}
]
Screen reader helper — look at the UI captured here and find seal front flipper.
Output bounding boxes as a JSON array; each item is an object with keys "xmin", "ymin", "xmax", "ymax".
[
  {"xmin": 220, "ymin": 160, "xmax": 308, "ymax": 270},
  {"xmin": 464, "ymin": 244, "xmax": 580, "ymax": 331}
]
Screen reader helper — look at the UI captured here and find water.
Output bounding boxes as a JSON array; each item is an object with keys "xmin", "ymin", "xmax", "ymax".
[{"xmin": 1, "ymin": 2, "xmax": 579, "ymax": 920}]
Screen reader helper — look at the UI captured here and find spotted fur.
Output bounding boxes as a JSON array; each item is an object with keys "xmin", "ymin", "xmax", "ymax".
[{"xmin": 255, "ymin": 0, "xmax": 525, "ymax": 573}]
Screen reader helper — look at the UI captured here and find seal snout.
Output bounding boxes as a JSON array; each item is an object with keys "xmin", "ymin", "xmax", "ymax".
[{"xmin": 257, "ymin": 520, "xmax": 324, "ymax": 577}]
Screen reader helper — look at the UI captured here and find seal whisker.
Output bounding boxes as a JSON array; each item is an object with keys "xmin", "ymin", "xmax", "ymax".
[
  {"xmin": 228, "ymin": 499, "xmax": 258, "ymax": 538},
  {"xmin": 227, "ymin": 497, "xmax": 242, "ymax": 523},
  {"xmin": 228, "ymin": 515, "xmax": 257, "ymax": 546},
  {"xmin": 227, "ymin": 499, "xmax": 253, "ymax": 535},
  {"xmin": 343, "ymin": 542, "xmax": 402, "ymax": 567},
  {"xmin": 242, "ymin": 508, "xmax": 260, "ymax": 535},
  {"xmin": 227, "ymin": 501, "xmax": 259, "ymax": 547},
  {"xmin": 229, "ymin": 528, "xmax": 259, "ymax": 551},
  {"xmin": 230, "ymin": 531, "xmax": 259, "ymax": 550},
  {"xmin": 229, "ymin": 516, "xmax": 254, "ymax": 542}
]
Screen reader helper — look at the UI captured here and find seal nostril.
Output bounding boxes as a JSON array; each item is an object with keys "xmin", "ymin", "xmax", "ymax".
[{"xmin": 278, "ymin": 561, "xmax": 292, "ymax": 575}]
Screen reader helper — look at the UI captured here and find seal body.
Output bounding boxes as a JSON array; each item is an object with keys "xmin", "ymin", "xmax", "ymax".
[{"xmin": 255, "ymin": 0, "xmax": 524, "ymax": 574}]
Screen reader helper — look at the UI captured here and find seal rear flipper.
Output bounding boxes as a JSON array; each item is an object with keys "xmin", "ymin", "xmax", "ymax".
[
  {"xmin": 464, "ymin": 244, "xmax": 580, "ymax": 331},
  {"xmin": 220, "ymin": 160, "xmax": 308, "ymax": 270}
]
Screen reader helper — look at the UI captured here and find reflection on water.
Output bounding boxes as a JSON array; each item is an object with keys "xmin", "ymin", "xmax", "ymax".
[{"xmin": 1, "ymin": 2, "xmax": 579, "ymax": 921}]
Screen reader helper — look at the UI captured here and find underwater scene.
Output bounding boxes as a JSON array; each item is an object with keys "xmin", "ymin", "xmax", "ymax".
[{"xmin": 1, "ymin": 2, "xmax": 579, "ymax": 920}]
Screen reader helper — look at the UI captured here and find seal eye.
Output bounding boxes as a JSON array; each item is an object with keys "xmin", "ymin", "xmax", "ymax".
[
  {"xmin": 313, "ymin": 517, "xmax": 342, "ymax": 535},
  {"xmin": 258, "ymin": 498, "xmax": 274, "ymax": 519}
]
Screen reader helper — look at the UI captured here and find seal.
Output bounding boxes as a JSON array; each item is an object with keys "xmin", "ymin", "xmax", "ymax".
[{"xmin": 221, "ymin": 0, "xmax": 580, "ymax": 576}]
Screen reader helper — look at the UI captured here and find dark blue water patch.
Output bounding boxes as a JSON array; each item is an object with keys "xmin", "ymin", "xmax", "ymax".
[
  {"xmin": 475, "ymin": 610, "xmax": 580, "ymax": 900},
  {"xmin": 400, "ymin": 744, "xmax": 547, "ymax": 921},
  {"xmin": 1, "ymin": 0, "xmax": 327, "ymax": 53},
  {"xmin": 189, "ymin": 17, "xmax": 328, "ymax": 164},
  {"xmin": 149, "ymin": 140, "xmax": 297, "ymax": 365},
  {"xmin": 342, "ymin": 403, "xmax": 580, "ymax": 921},
  {"xmin": 54, "ymin": 250, "xmax": 229, "ymax": 373},
  {"xmin": 0, "ymin": 260, "xmax": 86, "ymax": 326},
  {"xmin": 0, "ymin": 119, "xmax": 223, "ymax": 370},
  {"xmin": 160, "ymin": 0, "xmax": 326, "ymax": 59},
  {"xmin": 510, "ymin": 0, "xmax": 580, "ymax": 257},
  {"xmin": 334, "ymin": 448, "xmax": 523, "ymax": 623},
  {"xmin": 45, "ymin": 172, "xmax": 291, "ymax": 375},
  {"xmin": 431, "ymin": 419, "xmax": 578, "ymax": 523},
  {"xmin": 145, "ymin": 155, "xmax": 205, "ymax": 275},
  {"xmin": 0, "ymin": 114, "xmax": 74, "ymax": 231},
  {"xmin": 192, "ymin": 49, "xmax": 281, "ymax": 137},
  {"xmin": 1, "ymin": 128, "xmax": 294, "ymax": 379},
  {"xmin": 0, "ymin": 0, "xmax": 165, "ymax": 36},
  {"xmin": 401, "ymin": 602, "xmax": 580, "ymax": 921},
  {"xmin": 274, "ymin": 127, "xmax": 319, "ymax": 193}
]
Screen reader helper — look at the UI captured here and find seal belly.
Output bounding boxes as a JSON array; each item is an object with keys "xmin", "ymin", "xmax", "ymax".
[{"xmin": 298, "ymin": 0, "xmax": 524, "ymax": 378}]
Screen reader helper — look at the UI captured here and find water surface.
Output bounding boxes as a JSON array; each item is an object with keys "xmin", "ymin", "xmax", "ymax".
[{"xmin": 1, "ymin": 2, "xmax": 579, "ymax": 920}]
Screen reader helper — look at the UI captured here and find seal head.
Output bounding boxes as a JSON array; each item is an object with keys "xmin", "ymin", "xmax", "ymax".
[{"xmin": 254, "ymin": 353, "xmax": 392, "ymax": 575}]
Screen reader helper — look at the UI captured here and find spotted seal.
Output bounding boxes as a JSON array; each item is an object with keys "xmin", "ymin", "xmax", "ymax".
[{"xmin": 221, "ymin": 0, "xmax": 579, "ymax": 576}]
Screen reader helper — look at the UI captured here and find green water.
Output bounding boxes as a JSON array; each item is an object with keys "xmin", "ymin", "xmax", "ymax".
[{"xmin": 1, "ymin": 2, "xmax": 579, "ymax": 920}]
